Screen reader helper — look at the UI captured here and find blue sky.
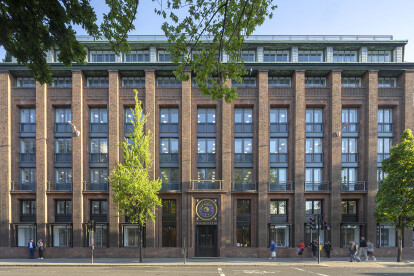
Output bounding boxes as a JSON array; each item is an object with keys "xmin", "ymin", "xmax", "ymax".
[{"xmin": 4, "ymin": 0, "xmax": 414, "ymax": 61}]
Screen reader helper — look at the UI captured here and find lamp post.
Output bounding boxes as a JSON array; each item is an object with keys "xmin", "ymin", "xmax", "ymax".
[{"xmin": 67, "ymin": 121, "xmax": 80, "ymax": 137}]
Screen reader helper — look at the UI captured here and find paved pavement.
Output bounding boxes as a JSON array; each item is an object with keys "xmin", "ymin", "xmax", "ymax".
[{"xmin": 0, "ymin": 257, "xmax": 412, "ymax": 268}]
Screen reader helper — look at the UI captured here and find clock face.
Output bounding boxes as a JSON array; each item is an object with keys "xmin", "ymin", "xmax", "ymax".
[{"xmin": 196, "ymin": 199, "xmax": 217, "ymax": 221}]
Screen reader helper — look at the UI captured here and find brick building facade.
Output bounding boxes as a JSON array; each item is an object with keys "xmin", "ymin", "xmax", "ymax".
[{"xmin": 0, "ymin": 35, "xmax": 413, "ymax": 258}]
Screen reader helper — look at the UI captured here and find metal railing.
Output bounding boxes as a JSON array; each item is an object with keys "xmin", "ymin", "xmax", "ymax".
[
  {"xmin": 19, "ymin": 153, "xmax": 36, "ymax": 162},
  {"xmin": 270, "ymin": 123, "xmax": 288, "ymax": 133},
  {"xmin": 306, "ymin": 153, "xmax": 323, "ymax": 163},
  {"xmin": 160, "ymin": 182, "xmax": 181, "ymax": 191},
  {"xmin": 19, "ymin": 123, "xmax": 36, "ymax": 133},
  {"xmin": 160, "ymin": 123, "xmax": 179, "ymax": 133},
  {"xmin": 234, "ymin": 123, "xmax": 253, "ymax": 133},
  {"xmin": 341, "ymin": 181, "xmax": 366, "ymax": 191},
  {"xmin": 270, "ymin": 153, "xmax": 288, "ymax": 163},
  {"xmin": 55, "ymin": 153, "xmax": 72, "ymax": 162},
  {"xmin": 342, "ymin": 123, "xmax": 359, "ymax": 133},
  {"xmin": 306, "ymin": 123, "xmax": 323, "ymax": 133},
  {"xmin": 47, "ymin": 182, "xmax": 73, "ymax": 191},
  {"xmin": 269, "ymin": 181, "xmax": 294, "ymax": 192},
  {"xmin": 76, "ymin": 35, "xmax": 393, "ymax": 41},
  {"xmin": 90, "ymin": 153, "xmax": 108, "ymax": 163},
  {"xmin": 90, "ymin": 123, "xmax": 108, "ymax": 133},
  {"xmin": 231, "ymin": 181, "xmax": 257, "ymax": 191},
  {"xmin": 11, "ymin": 181, "xmax": 36, "ymax": 191},
  {"xmin": 191, "ymin": 180, "xmax": 222, "ymax": 190},
  {"xmin": 305, "ymin": 181, "xmax": 330, "ymax": 192},
  {"xmin": 342, "ymin": 153, "xmax": 359, "ymax": 163},
  {"xmin": 83, "ymin": 182, "xmax": 109, "ymax": 191},
  {"xmin": 197, "ymin": 123, "xmax": 216, "ymax": 133},
  {"xmin": 378, "ymin": 123, "xmax": 394, "ymax": 133},
  {"xmin": 54, "ymin": 123, "xmax": 72, "ymax": 133}
]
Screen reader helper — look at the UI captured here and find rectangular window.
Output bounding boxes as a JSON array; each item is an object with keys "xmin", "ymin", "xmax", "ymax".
[
  {"xmin": 124, "ymin": 51, "xmax": 150, "ymax": 62},
  {"xmin": 306, "ymin": 138, "xmax": 323, "ymax": 163},
  {"xmin": 333, "ymin": 51, "xmax": 358, "ymax": 62},
  {"xmin": 197, "ymin": 108, "xmax": 216, "ymax": 133},
  {"xmin": 19, "ymin": 139, "xmax": 36, "ymax": 162},
  {"xmin": 156, "ymin": 77, "xmax": 182, "ymax": 87},
  {"xmin": 342, "ymin": 108, "xmax": 358, "ymax": 133},
  {"xmin": 87, "ymin": 77, "xmax": 109, "ymax": 87},
  {"xmin": 56, "ymin": 200, "xmax": 72, "ymax": 215},
  {"xmin": 232, "ymin": 77, "xmax": 256, "ymax": 87},
  {"xmin": 123, "ymin": 225, "xmax": 141, "ymax": 247},
  {"xmin": 234, "ymin": 108, "xmax": 253, "ymax": 133},
  {"xmin": 377, "ymin": 225, "xmax": 397, "ymax": 247},
  {"xmin": 91, "ymin": 200, "xmax": 108, "ymax": 215},
  {"xmin": 378, "ymin": 138, "xmax": 392, "ymax": 163},
  {"xmin": 19, "ymin": 168, "xmax": 36, "ymax": 191},
  {"xmin": 342, "ymin": 138, "xmax": 358, "ymax": 163},
  {"xmin": 20, "ymin": 108, "xmax": 36, "ymax": 133},
  {"xmin": 121, "ymin": 77, "xmax": 145, "ymax": 87},
  {"xmin": 305, "ymin": 77, "xmax": 326, "ymax": 87},
  {"xmin": 21, "ymin": 200, "xmax": 36, "ymax": 215},
  {"xmin": 197, "ymin": 138, "xmax": 216, "ymax": 163},
  {"xmin": 305, "ymin": 169, "xmax": 325, "ymax": 191},
  {"xmin": 236, "ymin": 199, "xmax": 251, "ymax": 247},
  {"xmin": 160, "ymin": 108, "xmax": 179, "ymax": 133},
  {"xmin": 264, "ymin": 50, "xmax": 289, "ymax": 62},
  {"xmin": 377, "ymin": 169, "xmax": 386, "ymax": 186},
  {"xmin": 55, "ymin": 108, "xmax": 72, "ymax": 133},
  {"xmin": 162, "ymin": 199, "xmax": 177, "ymax": 247},
  {"xmin": 378, "ymin": 77, "xmax": 397, "ymax": 87},
  {"xmin": 17, "ymin": 225, "xmax": 36, "ymax": 247},
  {"xmin": 298, "ymin": 50, "xmax": 323, "ymax": 62},
  {"xmin": 55, "ymin": 168, "xmax": 72, "ymax": 190},
  {"xmin": 90, "ymin": 108, "xmax": 108, "ymax": 133},
  {"xmin": 270, "ymin": 200, "xmax": 286, "ymax": 215},
  {"xmin": 270, "ymin": 138, "xmax": 288, "ymax": 163},
  {"xmin": 341, "ymin": 224, "xmax": 361, "ymax": 248},
  {"xmin": 197, "ymin": 168, "xmax": 216, "ymax": 189},
  {"xmin": 158, "ymin": 50, "xmax": 171, "ymax": 62},
  {"xmin": 269, "ymin": 168, "xmax": 287, "ymax": 183},
  {"xmin": 16, "ymin": 77, "xmax": 36, "ymax": 87},
  {"xmin": 90, "ymin": 51, "xmax": 116, "ymax": 62},
  {"xmin": 52, "ymin": 77, "xmax": 72, "ymax": 87},
  {"xmin": 341, "ymin": 200, "xmax": 357, "ymax": 215},
  {"xmin": 89, "ymin": 168, "xmax": 108, "ymax": 191},
  {"xmin": 341, "ymin": 168, "xmax": 359, "ymax": 191},
  {"xmin": 368, "ymin": 51, "xmax": 392, "ymax": 62},
  {"xmin": 52, "ymin": 225, "xmax": 72, "ymax": 247},
  {"xmin": 241, "ymin": 50, "xmax": 256, "ymax": 62},
  {"xmin": 55, "ymin": 138, "xmax": 72, "ymax": 162},
  {"xmin": 378, "ymin": 108, "xmax": 394, "ymax": 133},
  {"xmin": 306, "ymin": 108, "xmax": 323, "ymax": 134},
  {"xmin": 305, "ymin": 200, "xmax": 322, "ymax": 215},
  {"xmin": 341, "ymin": 77, "xmax": 361, "ymax": 87},
  {"xmin": 234, "ymin": 138, "xmax": 253, "ymax": 163},
  {"xmin": 160, "ymin": 138, "xmax": 179, "ymax": 163},
  {"xmin": 88, "ymin": 225, "xmax": 108, "ymax": 247},
  {"xmin": 270, "ymin": 225, "xmax": 290, "ymax": 247},
  {"xmin": 90, "ymin": 138, "xmax": 108, "ymax": 163},
  {"xmin": 160, "ymin": 168, "xmax": 180, "ymax": 185},
  {"xmin": 270, "ymin": 108, "xmax": 288, "ymax": 133},
  {"xmin": 305, "ymin": 226, "xmax": 325, "ymax": 247},
  {"xmin": 268, "ymin": 77, "xmax": 291, "ymax": 87}
]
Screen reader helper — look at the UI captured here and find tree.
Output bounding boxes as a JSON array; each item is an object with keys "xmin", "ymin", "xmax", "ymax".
[
  {"xmin": 0, "ymin": 0, "xmax": 276, "ymax": 102},
  {"xmin": 375, "ymin": 129, "xmax": 414, "ymax": 262},
  {"xmin": 109, "ymin": 90, "xmax": 162, "ymax": 262}
]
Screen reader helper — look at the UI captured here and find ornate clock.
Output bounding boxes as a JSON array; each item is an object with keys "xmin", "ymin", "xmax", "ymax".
[{"xmin": 196, "ymin": 198, "xmax": 218, "ymax": 223}]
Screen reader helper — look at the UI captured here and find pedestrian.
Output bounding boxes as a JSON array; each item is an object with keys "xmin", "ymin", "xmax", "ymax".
[
  {"xmin": 28, "ymin": 239, "xmax": 35, "ymax": 259},
  {"xmin": 367, "ymin": 240, "xmax": 376, "ymax": 261},
  {"xmin": 358, "ymin": 237, "xmax": 368, "ymax": 260},
  {"xmin": 310, "ymin": 240, "xmax": 318, "ymax": 258},
  {"xmin": 348, "ymin": 241, "xmax": 356, "ymax": 262},
  {"xmin": 298, "ymin": 240, "xmax": 305, "ymax": 260},
  {"xmin": 268, "ymin": 240, "xmax": 276, "ymax": 260},
  {"xmin": 324, "ymin": 241, "xmax": 332, "ymax": 258},
  {"xmin": 37, "ymin": 239, "xmax": 44, "ymax": 259}
]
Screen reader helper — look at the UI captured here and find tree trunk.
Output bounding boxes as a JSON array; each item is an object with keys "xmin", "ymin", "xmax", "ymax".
[
  {"xmin": 139, "ymin": 225, "xmax": 143, "ymax": 263},
  {"xmin": 397, "ymin": 218, "xmax": 403, "ymax": 262}
]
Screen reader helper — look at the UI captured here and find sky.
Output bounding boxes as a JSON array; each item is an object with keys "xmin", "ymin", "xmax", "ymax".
[{"xmin": 3, "ymin": 0, "xmax": 414, "ymax": 61}]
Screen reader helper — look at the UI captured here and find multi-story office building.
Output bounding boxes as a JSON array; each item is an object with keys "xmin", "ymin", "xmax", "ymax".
[{"xmin": 0, "ymin": 35, "xmax": 413, "ymax": 258}]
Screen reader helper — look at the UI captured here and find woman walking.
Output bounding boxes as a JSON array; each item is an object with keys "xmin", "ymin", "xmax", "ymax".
[{"xmin": 367, "ymin": 240, "xmax": 376, "ymax": 261}]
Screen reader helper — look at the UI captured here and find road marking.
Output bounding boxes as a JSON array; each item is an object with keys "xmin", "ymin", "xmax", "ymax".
[
  {"xmin": 218, "ymin": 267, "xmax": 225, "ymax": 276},
  {"xmin": 293, "ymin": 267, "xmax": 329, "ymax": 276}
]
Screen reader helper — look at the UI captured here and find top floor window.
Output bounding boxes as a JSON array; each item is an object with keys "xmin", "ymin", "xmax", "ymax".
[
  {"xmin": 234, "ymin": 108, "xmax": 253, "ymax": 133},
  {"xmin": 342, "ymin": 108, "xmax": 358, "ymax": 133},
  {"xmin": 16, "ymin": 77, "xmax": 36, "ymax": 87},
  {"xmin": 90, "ymin": 51, "xmax": 116, "ymax": 62},
  {"xmin": 298, "ymin": 51, "xmax": 323, "ymax": 62},
  {"xmin": 158, "ymin": 51, "xmax": 171, "ymax": 62},
  {"xmin": 270, "ymin": 108, "xmax": 288, "ymax": 134},
  {"xmin": 368, "ymin": 51, "xmax": 392, "ymax": 62},
  {"xmin": 122, "ymin": 77, "xmax": 145, "ymax": 87},
  {"xmin": 124, "ymin": 51, "xmax": 150, "ymax": 62},
  {"xmin": 197, "ymin": 108, "xmax": 216, "ymax": 133},
  {"xmin": 268, "ymin": 77, "xmax": 291, "ymax": 87},
  {"xmin": 157, "ymin": 77, "xmax": 182, "ymax": 87},
  {"xmin": 342, "ymin": 77, "xmax": 361, "ymax": 87},
  {"xmin": 52, "ymin": 77, "xmax": 72, "ymax": 87},
  {"xmin": 378, "ymin": 77, "xmax": 397, "ymax": 88},
  {"xmin": 241, "ymin": 50, "xmax": 256, "ymax": 62},
  {"xmin": 160, "ymin": 108, "xmax": 179, "ymax": 133},
  {"xmin": 333, "ymin": 51, "xmax": 358, "ymax": 62},
  {"xmin": 87, "ymin": 77, "xmax": 109, "ymax": 87},
  {"xmin": 232, "ymin": 77, "xmax": 256, "ymax": 87},
  {"xmin": 264, "ymin": 50, "xmax": 289, "ymax": 62},
  {"xmin": 305, "ymin": 77, "xmax": 326, "ymax": 87}
]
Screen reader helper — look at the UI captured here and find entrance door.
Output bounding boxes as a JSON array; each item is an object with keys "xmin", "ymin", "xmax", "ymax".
[{"xmin": 196, "ymin": 225, "xmax": 217, "ymax": 257}]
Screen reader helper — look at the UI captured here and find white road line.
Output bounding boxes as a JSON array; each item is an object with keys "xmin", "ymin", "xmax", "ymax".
[
  {"xmin": 294, "ymin": 268, "xmax": 305, "ymax": 272},
  {"xmin": 218, "ymin": 267, "xmax": 225, "ymax": 276}
]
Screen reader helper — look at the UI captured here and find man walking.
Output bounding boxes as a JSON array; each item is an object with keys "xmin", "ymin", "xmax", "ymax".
[
  {"xmin": 358, "ymin": 237, "xmax": 368, "ymax": 260},
  {"xmin": 28, "ymin": 239, "xmax": 35, "ymax": 259},
  {"xmin": 268, "ymin": 240, "xmax": 276, "ymax": 260}
]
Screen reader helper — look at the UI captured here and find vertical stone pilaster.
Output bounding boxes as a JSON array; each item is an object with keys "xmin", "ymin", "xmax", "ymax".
[
  {"xmin": 108, "ymin": 70, "xmax": 120, "ymax": 247},
  {"xmin": 363, "ymin": 70, "xmax": 378, "ymax": 243},
  {"xmin": 360, "ymin": 47, "xmax": 368, "ymax": 62},
  {"xmin": 145, "ymin": 70, "xmax": 156, "ymax": 247},
  {"xmin": 293, "ymin": 70, "xmax": 306, "ymax": 245},
  {"xmin": 328, "ymin": 70, "xmax": 342, "ymax": 248},
  {"xmin": 0, "ymin": 72, "xmax": 12, "ymax": 247},
  {"xmin": 325, "ymin": 47, "xmax": 333, "ymax": 63},
  {"xmin": 291, "ymin": 47, "xmax": 298, "ymax": 63},
  {"xmin": 71, "ymin": 71, "xmax": 84, "ymax": 247},
  {"xmin": 257, "ymin": 71, "xmax": 269, "ymax": 248},
  {"xmin": 150, "ymin": 47, "xmax": 157, "ymax": 63},
  {"xmin": 257, "ymin": 47, "xmax": 264, "ymax": 63},
  {"xmin": 36, "ymin": 82, "xmax": 48, "ymax": 242},
  {"xmin": 394, "ymin": 47, "xmax": 403, "ymax": 63},
  {"xmin": 399, "ymin": 70, "xmax": 414, "ymax": 132},
  {"xmin": 181, "ymin": 72, "xmax": 192, "ymax": 250}
]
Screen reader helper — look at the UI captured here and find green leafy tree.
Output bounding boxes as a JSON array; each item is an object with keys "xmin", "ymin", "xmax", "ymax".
[
  {"xmin": 109, "ymin": 90, "xmax": 162, "ymax": 262},
  {"xmin": 0, "ymin": 0, "xmax": 276, "ymax": 102},
  {"xmin": 375, "ymin": 129, "xmax": 414, "ymax": 262}
]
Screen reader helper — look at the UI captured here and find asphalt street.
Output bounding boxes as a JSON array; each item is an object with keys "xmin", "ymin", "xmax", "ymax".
[{"xmin": 0, "ymin": 266, "xmax": 413, "ymax": 276}]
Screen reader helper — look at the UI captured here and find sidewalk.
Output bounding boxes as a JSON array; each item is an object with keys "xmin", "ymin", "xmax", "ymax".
[{"xmin": 0, "ymin": 257, "xmax": 412, "ymax": 268}]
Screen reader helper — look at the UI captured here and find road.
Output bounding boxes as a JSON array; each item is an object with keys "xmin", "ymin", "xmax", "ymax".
[{"xmin": 0, "ymin": 265, "xmax": 413, "ymax": 276}]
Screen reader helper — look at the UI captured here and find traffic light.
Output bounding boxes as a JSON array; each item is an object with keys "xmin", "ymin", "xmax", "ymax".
[
  {"xmin": 309, "ymin": 217, "xmax": 316, "ymax": 230},
  {"xmin": 321, "ymin": 221, "xmax": 331, "ymax": 230}
]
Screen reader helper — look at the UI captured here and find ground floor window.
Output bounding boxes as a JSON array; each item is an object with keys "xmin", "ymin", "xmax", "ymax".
[
  {"xmin": 305, "ymin": 225, "xmax": 325, "ymax": 246},
  {"xmin": 88, "ymin": 224, "xmax": 108, "ymax": 247},
  {"xmin": 16, "ymin": 224, "xmax": 36, "ymax": 247},
  {"xmin": 269, "ymin": 224, "xmax": 290, "ymax": 247},
  {"xmin": 236, "ymin": 222, "xmax": 251, "ymax": 247},
  {"xmin": 377, "ymin": 224, "xmax": 397, "ymax": 247},
  {"xmin": 52, "ymin": 224, "xmax": 72, "ymax": 247},
  {"xmin": 123, "ymin": 225, "xmax": 141, "ymax": 247},
  {"xmin": 341, "ymin": 224, "xmax": 362, "ymax": 247}
]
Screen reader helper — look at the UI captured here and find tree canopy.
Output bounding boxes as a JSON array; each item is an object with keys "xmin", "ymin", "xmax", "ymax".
[
  {"xmin": 375, "ymin": 129, "xmax": 414, "ymax": 262},
  {"xmin": 0, "ymin": 0, "xmax": 276, "ymax": 102}
]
